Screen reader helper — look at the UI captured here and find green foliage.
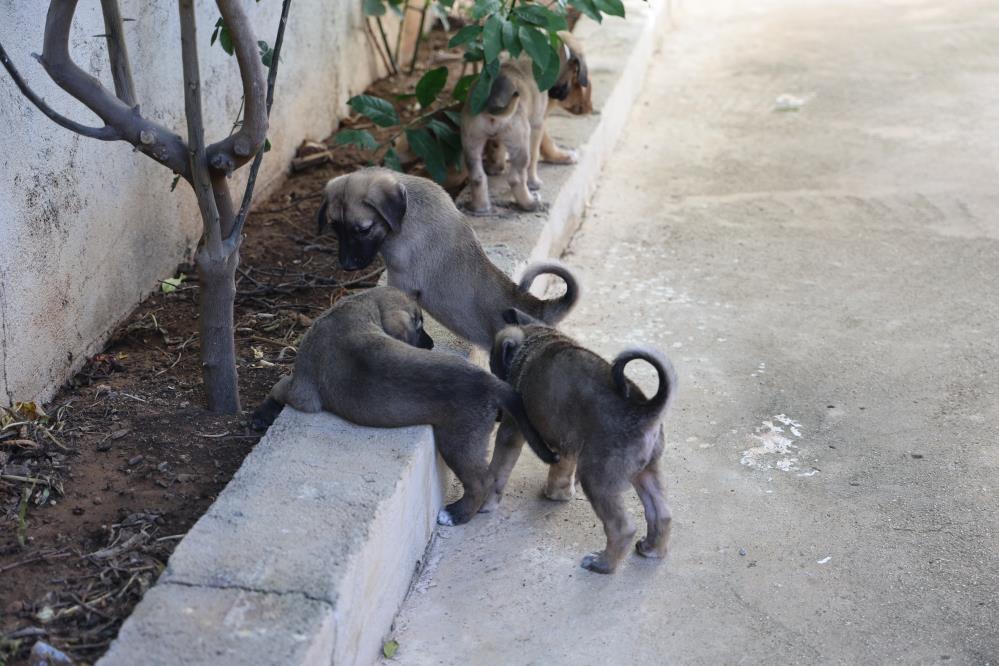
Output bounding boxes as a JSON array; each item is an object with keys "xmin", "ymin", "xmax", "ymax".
[{"xmin": 343, "ymin": 0, "xmax": 627, "ymax": 184}]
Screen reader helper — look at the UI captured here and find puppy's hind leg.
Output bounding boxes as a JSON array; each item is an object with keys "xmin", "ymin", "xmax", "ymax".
[
  {"xmin": 579, "ymin": 469, "xmax": 635, "ymax": 574},
  {"xmin": 527, "ymin": 123, "xmax": 544, "ymax": 191},
  {"xmin": 633, "ymin": 458, "xmax": 672, "ymax": 559},
  {"xmin": 544, "ymin": 454, "xmax": 577, "ymax": 501},
  {"xmin": 481, "ymin": 415, "xmax": 524, "ymax": 513},
  {"xmin": 463, "ymin": 132, "xmax": 491, "ymax": 214},
  {"xmin": 435, "ymin": 419, "xmax": 495, "ymax": 526},
  {"xmin": 505, "ymin": 140, "xmax": 540, "ymax": 211}
]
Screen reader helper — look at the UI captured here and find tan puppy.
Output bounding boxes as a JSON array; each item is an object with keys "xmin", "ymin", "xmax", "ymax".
[
  {"xmin": 489, "ymin": 308, "xmax": 678, "ymax": 574},
  {"xmin": 462, "ymin": 32, "xmax": 591, "ymax": 214}
]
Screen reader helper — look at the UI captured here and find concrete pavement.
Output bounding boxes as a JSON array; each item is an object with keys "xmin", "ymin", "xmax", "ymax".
[{"xmin": 386, "ymin": 0, "xmax": 999, "ymax": 663}]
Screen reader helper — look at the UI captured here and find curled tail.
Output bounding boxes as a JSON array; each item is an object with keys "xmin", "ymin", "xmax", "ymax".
[
  {"xmin": 611, "ymin": 348, "xmax": 677, "ymax": 422},
  {"xmin": 496, "ymin": 383, "xmax": 559, "ymax": 464},
  {"xmin": 517, "ymin": 261, "xmax": 580, "ymax": 325}
]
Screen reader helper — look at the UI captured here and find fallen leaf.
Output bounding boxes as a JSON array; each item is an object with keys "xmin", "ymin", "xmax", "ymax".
[{"xmin": 383, "ymin": 640, "xmax": 399, "ymax": 659}]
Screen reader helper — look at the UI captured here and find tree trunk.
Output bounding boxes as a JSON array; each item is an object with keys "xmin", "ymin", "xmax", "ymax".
[{"xmin": 196, "ymin": 244, "xmax": 240, "ymax": 414}]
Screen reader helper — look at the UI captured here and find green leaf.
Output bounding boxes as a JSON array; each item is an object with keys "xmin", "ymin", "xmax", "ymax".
[
  {"xmin": 335, "ymin": 129, "xmax": 379, "ymax": 151},
  {"xmin": 170, "ymin": 174, "xmax": 181, "ymax": 192},
  {"xmin": 258, "ymin": 40, "xmax": 275, "ymax": 67},
  {"xmin": 482, "ymin": 15, "xmax": 504, "ymax": 63},
  {"xmin": 210, "ymin": 19, "xmax": 222, "ymax": 46},
  {"xmin": 514, "ymin": 4, "xmax": 568, "ymax": 31},
  {"xmin": 427, "ymin": 119, "xmax": 462, "ymax": 168},
  {"xmin": 218, "ymin": 23, "xmax": 235, "ymax": 55},
  {"xmin": 470, "ymin": 0, "xmax": 501, "ymax": 20},
  {"xmin": 363, "ymin": 0, "xmax": 386, "ymax": 16},
  {"xmin": 593, "ymin": 0, "xmax": 626, "ymax": 18},
  {"xmin": 347, "ymin": 95, "xmax": 399, "ymax": 127},
  {"xmin": 383, "ymin": 640, "xmax": 399, "ymax": 659},
  {"xmin": 387, "ymin": 0, "xmax": 405, "ymax": 17},
  {"xmin": 383, "ymin": 147, "xmax": 403, "ymax": 172},
  {"xmin": 469, "ymin": 60, "xmax": 499, "ymax": 114},
  {"xmin": 448, "ymin": 25, "xmax": 482, "ymax": 48},
  {"xmin": 161, "ymin": 274, "xmax": 187, "ymax": 294},
  {"xmin": 405, "ymin": 127, "xmax": 448, "ymax": 184},
  {"xmin": 415, "ymin": 66, "xmax": 449, "ymax": 108},
  {"xmin": 501, "ymin": 18, "xmax": 521, "ymax": 57},
  {"xmin": 518, "ymin": 25, "xmax": 553, "ymax": 72},
  {"xmin": 263, "ymin": 137, "xmax": 272, "ymax": 153},
  {"xmin": 443, "ymin": 109, "xmax": 463, "ymax": 126},
  {"xmin": 463, "ymin": 46, "xmax": 485, "ymax": 62},
  {"xmin": 452, "ymin": 74, "xmax": 475, "ymax": 102},
  {"xmin": 568, "ymin": 0, "xmax": 602, "ymax": 22}
]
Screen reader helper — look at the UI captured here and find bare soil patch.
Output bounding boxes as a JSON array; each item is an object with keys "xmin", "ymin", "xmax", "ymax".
[{"xmin": 0, "ymin": 25, "xmax": 462, "ymax": 666}]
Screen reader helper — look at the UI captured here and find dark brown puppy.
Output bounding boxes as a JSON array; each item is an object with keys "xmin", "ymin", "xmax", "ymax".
[
  {"xmin": 489, "ymin": 309, "xmax": 678, "ymax": 574},
  {"xmin": 252, "ymin": 287, "xmax": 557, "ymax": 526}
]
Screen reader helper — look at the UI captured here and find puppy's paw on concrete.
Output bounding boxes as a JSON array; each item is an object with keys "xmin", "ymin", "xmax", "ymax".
[
  {"xmin": 580, "ymin": 552, "xmax": 615, "ymax": 574},
  {"xmin": 466, "ymin": 204, "xmax": 493, "ymax": 216},
  {"xmin": 543, "ymin": 484, "xmax": 575, "ymax": 501},
  {"xmin": 636, "ymin": 538, "xmax": 666, "ymax": 559},
  {"xmin": 436, "ymin": 509, "xmax": 456, "ymax": 526},
  {"xmin": 528, "ymin": 176, "xmax": 543, "ymax": 191},
  {"xmin": 543, "ymin": 149, "xmax": 578, "ymax": 165}
]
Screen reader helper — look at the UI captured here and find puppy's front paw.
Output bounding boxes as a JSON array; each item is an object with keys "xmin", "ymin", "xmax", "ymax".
[
  {"xmin": 528, "ymin": 176, "xmax": 543, "ymax": 191},
  {"xmin": 562, "ymin": 149, "xmax": 578, "ymax": 164},
  {"xmin": 436, "ymin": 509, "xmax": 456, "ymax": 526},
  {"xmin": 636, "ymin": 538, "xmax": 667, "ymax": 559},
  {"xmin": 580, "ymin": 552, "xmax": 615, "ymax": 574},
  {"xmin": 467, "ymin": 203, "xmax": 492, "ymax": 216}
]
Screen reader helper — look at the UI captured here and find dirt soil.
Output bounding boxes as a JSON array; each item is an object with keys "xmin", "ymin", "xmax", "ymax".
[{"xmin": 0, "ymin": 23, "xmax": 466, "ymax": 666}]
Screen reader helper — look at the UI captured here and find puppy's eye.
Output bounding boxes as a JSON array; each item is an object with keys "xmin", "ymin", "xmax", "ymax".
[{"xmin": 357, "ymin": 221, "xmax": 374, "ymax": 235}]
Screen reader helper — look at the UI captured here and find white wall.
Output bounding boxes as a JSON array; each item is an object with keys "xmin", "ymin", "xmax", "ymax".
[{"xmin": 0, "ymin": 0, "xmax": 385, "ymax": 405}]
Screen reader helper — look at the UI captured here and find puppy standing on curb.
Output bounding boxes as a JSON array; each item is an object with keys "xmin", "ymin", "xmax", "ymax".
[
  {"xmin": 317, "ymin": 168, "xmax": 579, "ymax": 349},
  {"xmin": 252, "ymin": 287, "xmax": 557, "ymax": 526},
  {"xmin": 490, "ymin": 309, "xmax": 678, "ymax": 574},
  {"xmin": 462, "ymin": 31, "xmax": 591, "ymax": 214}
]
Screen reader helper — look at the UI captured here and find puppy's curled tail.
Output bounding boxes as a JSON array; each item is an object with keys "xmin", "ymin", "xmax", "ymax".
[
  {"xmin": 518, "ymin": 261, "xmax": 580, "ymax": 325},
  {"xmin": 495, "ymin": 381, "xmax": 560, "ymax": 465},
  {"xmin": 611, "ymin": 348, "xmax": 677, "ymax": 422}
]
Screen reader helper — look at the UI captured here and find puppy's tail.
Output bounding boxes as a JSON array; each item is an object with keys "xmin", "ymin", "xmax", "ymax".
[
  {"xmin": 485, "ymin": 72, "xmax": 520, "ymax": 117},
  {"xmin": 251, "ymin": 375, "xmax": 291, "ymax": 432},
  {"xmin": 611, "ymin": 348, "xmax": 677, "ymax": 422},
  {"xmin": 517, "ymin": 261, "xmax": 580, "ymax": 325},
  {"xmin": 496, "ymin": 383, "xmax": 560, "ymax": 465}
]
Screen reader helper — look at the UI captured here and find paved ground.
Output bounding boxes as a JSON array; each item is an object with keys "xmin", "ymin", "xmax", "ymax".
[{"xmin": 387, "ymin": 0, "xmax": 999, "ymax": 663}]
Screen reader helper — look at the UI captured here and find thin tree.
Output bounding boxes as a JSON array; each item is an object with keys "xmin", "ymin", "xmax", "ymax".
[{"xmin": 0, "ymin": 0, "xmax": 292, "ymax": 413}]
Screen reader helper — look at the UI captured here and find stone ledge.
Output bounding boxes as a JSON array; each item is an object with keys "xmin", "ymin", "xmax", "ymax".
[{"xmin": 98, "ymin": 1, "xmax": 669, "ymax": 663}]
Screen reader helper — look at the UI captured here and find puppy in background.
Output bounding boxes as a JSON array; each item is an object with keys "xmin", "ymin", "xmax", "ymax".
[
  {"xmin": 489, "ymin": 309, "xmax": 678, "ymax": 574},
  {"xmin": 462, "ymin": 31, "xmax": 591, "ymax": 214},
  {"xmin": 252, "ymin": 287, "xmax": 557, "ymax": 526}
]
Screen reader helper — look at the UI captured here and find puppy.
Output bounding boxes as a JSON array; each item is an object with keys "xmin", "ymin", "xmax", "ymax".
[
  {"xmin": 317, "ymin": 168, "xmax": 579, "ymax": 349},
  {"xmin": 251, "ymin": 287, "xmax": 557, "ymax": 526},
  {"xmin": 462, "ymin": 31, "xmax": 591, "ymax": 213},
  {"xmin": 489, "ymin": 309, "xmax": 678, "ymax": 574}
]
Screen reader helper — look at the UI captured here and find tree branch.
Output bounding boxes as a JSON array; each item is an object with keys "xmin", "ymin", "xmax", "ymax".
[
  {"xmin": 178, "ymin": 0, "xmax": 223, "ymax": 259},
  {"xmin": 39, "ymin": 0, "xmax": 189, "ymax": 178},
  {"xmin": 0, "ymin": 40, "xmax": 119, "ymax": 140},
  {"xmin": 99, "ymin": 0, "xmax": 137, "ymax": 107},
  {"xmin": 226, "ymin": 0, "xmax": 293, "ymax": 250},
  {"xmin": 205, "ymin": 0, "xmax": 268, "ymax": 177}
]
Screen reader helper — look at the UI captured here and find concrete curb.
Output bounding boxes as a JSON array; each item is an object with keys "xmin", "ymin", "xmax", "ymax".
[{"xmin": 98, "ymin": 2, "xmax": 669, "ymax": 664}]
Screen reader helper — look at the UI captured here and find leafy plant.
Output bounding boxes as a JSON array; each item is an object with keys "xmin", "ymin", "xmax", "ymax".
[{"xmin": 349, "ymin": 0, "xmax": 626, "ymax": 184}]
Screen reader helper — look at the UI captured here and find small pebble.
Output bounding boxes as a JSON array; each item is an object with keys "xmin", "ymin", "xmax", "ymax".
[
  {"xmin": 739, "ymin": 548, "xmax": 747, "ymax": 556},
  {"xmin": 92, "ymin": 496, "xmax": 102, "ymax": 506},
  {"xmin": 128, "ymin": 455, "xmax": 144, "ymax": 466}
]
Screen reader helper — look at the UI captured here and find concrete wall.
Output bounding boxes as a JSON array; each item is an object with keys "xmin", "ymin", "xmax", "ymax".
[{"xmin": 0, "ymin": 0, "xmax": 385, "ymax": 406}]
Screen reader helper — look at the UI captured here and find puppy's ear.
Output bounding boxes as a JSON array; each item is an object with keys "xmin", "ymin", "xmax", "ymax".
[
  {"xmin": 316, "ymin": 200, "xmax": 329, "ymax": 235},
  {"xmin": 503, "ymin": 308, "xmax": 540, "ymax": 326},
  {"xmin": 501, "ymin": 336, "xmax": 521, "ymax": 370},
  {"xmin": 366, "ymin": 176, "xmax": 407, "ymax": 232}
]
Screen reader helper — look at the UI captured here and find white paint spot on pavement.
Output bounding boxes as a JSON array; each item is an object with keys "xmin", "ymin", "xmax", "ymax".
[
  {"xmin": 740, "ymin": 415, "xmax": 806, "ymax": 472},
  {"xmin": 817, "ymin": 556, "xmax": 831, "ymax": 564}
]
